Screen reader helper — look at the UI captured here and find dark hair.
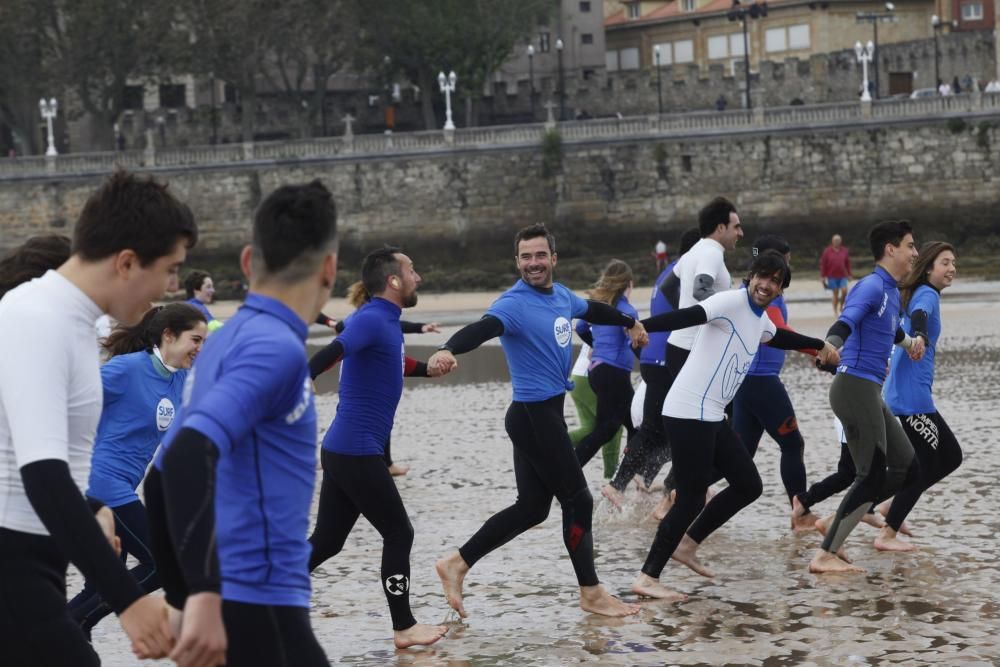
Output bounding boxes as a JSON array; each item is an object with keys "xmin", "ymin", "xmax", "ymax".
[
  {"xmin": 183, "ymin": 270, "xmax": 211, "ymax": 298},
  {"xmin": 0, "ymin": 234, "xmax": 72, "ymax": 298},
  {"xmin": 697, "ymin": 197, "xmax": 737, "ymax": 237},
  {"xmin": 899, "ymin": 241, "xmax": 955, "ymax": 310},
  {"xmin": 72, "ymin": 171, "xmax": 198, "ymax": 266},
  {"xmin": 252, "ymin": 179, "xmax": 338, "ymax": 282},
  {"xmin": 514, "ymin": 223, "xmax": 556, "ymax": 255},
  {"xmin": 752, "ymin": 235, "xmax": 790, "ymax": 257},
  {"xmin": 103, "ymin": 303, "xmax": 207, "ymax": 358},
  {"xmin": 678, "ymin": 228, "xmax": 701, "ymax": 256},
  {"xmin": 361, "ymin": 245, "xmax": 402, "ymax": 297},
  {"xmin": 868, "ymin": 219, "xmax": 913, "ymax": 261},
  {"xmin": 746, "ymin": 249, "xmax": 791, "ymax": 289}
]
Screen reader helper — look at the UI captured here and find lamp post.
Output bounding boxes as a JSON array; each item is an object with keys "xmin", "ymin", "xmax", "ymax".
[
  {"xmin": 856, "ymin": 2, "xmax": 896, "ymax": 100},
  {"xmin": 727, "ymin": 1, "xmax": 768, "ymax": 110},
  {"xmin": 527, "ymin": 44, "xmax": 536, "ymax": 120},
  {"xmin": 855, "ymin": 40, "xmax": 874, "ymax": 102},
  {"xmin": 38, "ymin": 98, "xmax": 58, "ymax": 156},
  {"xmin": 654, "ymin": 45, "xmax": 663, "ymax": 114},
  {"xmin": 438, "ymin": 70, "xmax": 457, "ymax": 130},
  {"xmin": 931, "ymin": 15, "xmax": 942, "ymax": 90},
  {"xmin": 555, "ymin": 38, "xmax": 565, "ymax": 121}
]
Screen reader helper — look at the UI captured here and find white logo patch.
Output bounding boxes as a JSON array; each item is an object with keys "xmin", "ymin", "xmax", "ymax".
[
  {"xmin": 385, "ymin": 574, "xmax": 409, "ymax": 596},
  {"xmin": 155, "ymin": 397, "xmax": 176, "ymax": 432},
  {"xmin": 553, "ymin": 316, "xmax": 572, "ymax": 348}
]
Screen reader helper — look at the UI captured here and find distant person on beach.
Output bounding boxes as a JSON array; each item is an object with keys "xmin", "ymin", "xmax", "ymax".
[
  {"xmin": 653, "ymin": 240, "xmax": 668, "ymax": 271},
  {"xmin": 430, "ymin": 223, "xmax": 646, "ymax": 619},
  {"xmin": 820, "ymin": 234, "xmax": 852, "ymax": 315}
]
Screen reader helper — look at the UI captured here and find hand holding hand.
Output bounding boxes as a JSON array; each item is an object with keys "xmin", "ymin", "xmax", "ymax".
[
  {"xmin": 421, "ymin": 322, "xmax": 442, "ymax": 333},
  {"xmin": 817, "ymin": 341, "xmax": 840, "ymax": 367},
  {"xmin": 909, "ymin": 335, "xmax": 926, "ymax": 361},
  {"xmin": 428, "ymin": 350, "xmax": 457, "ymax": 375},
  {"xmin": 169, "ymin": 592, "xmax": 227, "ymax": 667},
  {"xmin": 120, "ymin": 595, "xmax": 173, "ymax": 660},
  {"xmin": 628, "ymin": 321, "xmax": 649, "ymax": 348}
]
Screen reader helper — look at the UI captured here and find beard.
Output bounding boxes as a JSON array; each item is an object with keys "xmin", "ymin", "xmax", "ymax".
[{"xmin": 402, "ymin": 291, "xmax": 419, "ymax": 308}]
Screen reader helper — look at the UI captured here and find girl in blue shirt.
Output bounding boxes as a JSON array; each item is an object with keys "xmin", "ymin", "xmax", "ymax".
[
  {"xmin": 68, "ymin": 303, "xmax": 207, "ymax": 636},
  {"xmin": 573, "ymin": 260, "xmax": 639, "ymax": 470},
  {"xmin": 879, "ymin": 242, "xmax": 962, "ymax": 551}
]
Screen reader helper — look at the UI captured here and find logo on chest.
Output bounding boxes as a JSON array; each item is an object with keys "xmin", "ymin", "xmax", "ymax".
[
  {"xmin": 156, "ymin": 398, "xmax": 176, "ymax": 432},
  {"xmin": 553, "ymin": 317, "xmax": 572, "ymax": 348}
]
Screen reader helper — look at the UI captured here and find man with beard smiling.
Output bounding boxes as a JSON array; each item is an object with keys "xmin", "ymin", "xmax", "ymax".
[
  {"xmin": 628, "ymin": 250, "xmax": 839, "ymax": 601},
  {"xmin": 306, "ymin": 246, "xmax": 450, "ymax": 649},
  {"xmin": 430, "ymin": 223, "xmax": 647, "ymax": 619}
]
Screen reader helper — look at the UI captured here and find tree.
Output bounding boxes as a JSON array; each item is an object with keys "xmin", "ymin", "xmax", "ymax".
[{"xmin": 0, "ymin": 0, "xmax": 47, "ymax": 155}]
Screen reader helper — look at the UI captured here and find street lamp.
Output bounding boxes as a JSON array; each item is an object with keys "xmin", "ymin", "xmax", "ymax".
[
  {"xmin": 727, "ymin": 0, "xmax": 768, "ymax": 110},
  {"xmin": 931, "ymin": 15, "xmax": 942, "ymax": 90},
  {"xmin": 555, "ymin": 38, "xmax": 565, "ymax": 121},
  {"xmin": 38, "ymin": 98, "xmax": 58, "ymax": 156},
  {"xmin": 527, "ymin": 44, "xmax": 536, "ymax": 120},
  {"xmin": 856, "ymin": 2, "xmax": 896, "ymax": 100},
  {"xmin": 654, "ymin": 45, "xmax": 663, "ymax": 114},
  {"xmin": 855, "ymin": 41, "xmax": 874, "ymax": 102},
  {"xmin": 438, "ymin": 70, "xmax": 457, "ymax": 130}
]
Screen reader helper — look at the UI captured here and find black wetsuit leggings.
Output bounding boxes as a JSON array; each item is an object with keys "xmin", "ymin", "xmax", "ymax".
[
  {"xmin": 67, "ymin": 499, "xmax": 159, "ymax": 634},
  {"xmin": 460, "ymin": 394, "xmax": 599, "ymax": 587},
  {"xmin": 884, "ymin": 412, "xmax": 962, "ymax": 531},
  {"xmin": 641, "ymin": 416, "xmax": 763, "ymax": 579},
  {"xmin": 0, "ymin": 528, "xmax": 100, "ymax": 667},
  {"xmin": 309, "ymin": 450, "xmax": 416, "ymax": 630},
  {"xmin": 574, "ymin": 364, "xmax": 635, "ymax": 468},
  {"xmin": 731, "ymin": 374, "xmax": 807, "ymax": 501},
  {"xmin": 797, "ymin": 441, "xmax": 870, "ymax": 513},
  {"xmin": 223, "ymin": 600, "xmax": 328, "ymax": 666}
]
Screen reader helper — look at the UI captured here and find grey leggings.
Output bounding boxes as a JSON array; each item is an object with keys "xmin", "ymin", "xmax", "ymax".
[{"xmin": 821, "ymin": 373, "xmax": 917, "ymax": 553}]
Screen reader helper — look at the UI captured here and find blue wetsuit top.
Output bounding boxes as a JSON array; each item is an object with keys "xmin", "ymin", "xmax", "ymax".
[
  {"xmin": 487, "ymin": 280, "xmax": 589, "ymax": 402},
  {"xmin": 574, "ymin": 295, "xmax": 637, "ymax": 372},
  {"xmin": 640, "ymin": 261, "xmax": 676, "ymax": 366},
  {"xmin": 156, "ymin": 293, "xmax": 316, "ymax": 608},
  {"xmin": 323, "ymin": 298, "xmax": 405, "ymax": 456},
  {"xmin": 87, "ymin": 351, "xmax": 186, "ymax": 507},
  {"xmin": 186, "ymin": 298, "xmax": 215, "ymax": 322},
  {"xmin": 836, "ymin": 266, "xmax": 901, "ymax": 385},
  {"xmin": 884, "ymin": 284, "xmax": 941, "ymax": 415},
  {"xmin": 748, "ymin": 294, "xmax": 788, "ymax": 376}
]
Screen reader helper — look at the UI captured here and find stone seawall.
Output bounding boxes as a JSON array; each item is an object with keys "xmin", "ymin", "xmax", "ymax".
[{"xmin": 2, "ymin": 117, "xmax": 998, "ymax": 288}]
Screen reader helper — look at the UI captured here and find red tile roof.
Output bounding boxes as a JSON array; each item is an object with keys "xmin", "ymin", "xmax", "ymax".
[{"xmin": 606, "ymin": 0, "xmax": 797, "ymax": 28}]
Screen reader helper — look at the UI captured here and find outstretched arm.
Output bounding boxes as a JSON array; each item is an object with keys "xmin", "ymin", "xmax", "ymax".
[
  {"xmin": 641, "ymin": 304, "xmax": 708, "ymax": 332},
  {"xmin": 428, "ymin": 315, "xmax": 504, "ymax": 374},
  {"xmin": 580, "ymin": 301, "xmax": 648, "ymax": 348},
  {"xmin": 309, "ymin": 339, "xmax": 345, "ymax": 380}
]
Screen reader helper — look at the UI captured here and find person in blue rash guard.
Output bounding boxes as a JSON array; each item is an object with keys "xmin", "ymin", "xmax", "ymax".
[
  {"xmin": 809, "ymin": 219, "xmax": 926, "ymax": 575},
  {"xmin": 67, "ymin": 303, "xmax": 206, "ymax": 637},
  {"xmin": 306, "ymin": 247, "xmax": 450, "ymax": 649},
  {"xmin": 877, "ymin": 241, "xmax": 962, "ymax": 551},
  {"xmin": 183, "ymin": 270, "xmax": 215, "ymax": 322},
  {"xmin": 430, "ymin": 223, "xmax": 647, "ymax": 620},
  {"xmin": 572, "ymin": 259, "xmax": 639, "ymax": 470},
  {"xmin": 146, "ymin": 180, "xmax": 339, "ymax": 667}
]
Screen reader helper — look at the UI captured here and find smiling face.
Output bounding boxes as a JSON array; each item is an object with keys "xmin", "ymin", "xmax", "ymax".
[
  {"xmin": 516, "ymin": 236, "xmax": 557, "ymax": 288},
  {"xmin": 927, "ymin": 249, "xmax": 956, "ymax": 291},
  {"xmin": 747, "ymin": 270, "xmax": 784, "ymax": 308},
  {"xmin": 194, "ymin": 276, "xmax": 215, "ymax": 304},
  {"xmin": 718, "ymin": 212, "xmax": 744, "ymax": 251},
  {"xmin": 160, "ymin": 322, "xmax": 208, "ymax": 369},
  {"xmin": 885, "ymin": 233, "xmax": 919, "ymax": 279}
]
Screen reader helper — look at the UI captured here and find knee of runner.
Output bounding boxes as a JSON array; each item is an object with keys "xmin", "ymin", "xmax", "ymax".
[{"xmin": 743, "ymin": 471, "xmax": 764, "ymax": 501}]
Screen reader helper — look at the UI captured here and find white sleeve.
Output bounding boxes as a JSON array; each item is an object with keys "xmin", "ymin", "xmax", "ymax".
[
  {"xmin": 0, "ymin": 310, "xmax": 70, "ymax": 467},
  {"xmin": 699, "ymin": 291, "xmax": 727, "ymax": 326},
  {"xmin": 759, "ymin": 313, "xmax": 778, "ymax": 342}
]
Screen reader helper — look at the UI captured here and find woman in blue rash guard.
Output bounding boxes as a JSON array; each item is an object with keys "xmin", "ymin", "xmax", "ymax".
[{"xmin": 67, "ymin": 303, "xmax": 207, "ymax": 636}]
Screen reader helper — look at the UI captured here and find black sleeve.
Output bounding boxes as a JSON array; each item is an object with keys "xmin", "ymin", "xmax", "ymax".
[
  {"xmin": 576, "ymin": 326, "xmax": 594, "ymax": 347},
  {"xmin": 334, "ymin": 319, "xmax": 345, "ymax": 334},
  {"xmin": 309, "ymin": 339, "xmax": 345, "ymax": 379},
  {"xmin": 316, "ymin": 312, "xmax": 334, "ymax": 327},
  {"xmin": 400, "ymin": 320, "xmax": 426, "ymax": 334},
  {"xmin": 768, "ymin": 329, "xmax": 825, "ymax": 351},
  {"xmin": 660, "ymin": 271, "xmax": 681, "ymax": 310},
  {"xmin": 581, "ymin": 301, "xmax": 636, "ymax": 328},
  {"xmin": 826, "ymin": 320, "xmax": 852, "ymax": 348},
  {"xmin": 404, "ymin": 358, "xmax": 429, "ymax": 377},
  {"xmin": 910, "ymin": 309, "xmax": 929, "ymax": 341},
  {"xmin": 160, "ymin": 428, "xmax": 221, "ymax": 595},
  {"xmin": 641, "ymin": 305, "xmax": 708, "ymax": 332},
  {"xmin": 894, "ymin": 326, "xmax": 906, "ymax": 345},
  {"xmin": 440, "ymin": 315, "xmax": 504, "ymax": 354},
  {"xmin": 20, "ymin": 460, "xmax": 144, "ymax": 614}
]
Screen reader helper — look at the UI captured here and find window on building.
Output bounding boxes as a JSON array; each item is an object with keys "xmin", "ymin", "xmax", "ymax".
[
  {"xmin": 606, "ymin": 50, "xmax": 620, "ymax": 71},
  {"xmin": 674, "ymin": 40, "xmax": 694, "ymax": 63},
  {"xmin": 223, "ymin": 83, "xmax": 238, "ymax": 104},
  {"xmin": 583, "ymin": 68, "xmax": 596, "ymax": 79},
  {"xmin": 122, "ymin": 85, "xmax": 144, "ymax": 111},
  {"xmin": 540, "ymin": 31, "xmax": 551, "ymax": 52},
  {"xmin": 961, "ymin": 2, "xmax": 983, "ymax": 20},
  {"xmin": 581, "ymin": 33, "xmax": 594, "ymax": 45},
  {"xmin": 620, "ymin": 47, "xmax": 640, "ymax": 70},
  {"xmin": 579, "ymin": 1, "xmax": 591, "ymax": 12},
  {"xmin": 707, "ymin": 35, "xmax": 729, "ymax": 59},
  {"xmin": 729, "ymin": 33, "xmax": 746, "ymax": 57},
  {"xmin": 652, "ymin": 43, "xmax": 671, "ymax": 65},
  {"xmin": 682, "ymin": 0, "xmax": 696, "ymax": 11},
  {"xmin": 766, "ymin": 24, "xmax": 810, "ymax": 52},
  {"xmin": 788, "ymin": 24, "xmax": 810, "ymax": 49},
  {"xmin": 159, "ymin": 84, "xmax": 186, "ymax": 109},
  {"xmin": 627, "ymin": 2, "xmax": 641, "ymax": 19},
  {"xmin": 765, "ymin": 28, "xmax": 787, "ymax": 52}
]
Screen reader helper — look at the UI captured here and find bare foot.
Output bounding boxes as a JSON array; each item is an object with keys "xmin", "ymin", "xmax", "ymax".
[
  {"xmin": 630, "ymin": 573, "xmax": 688, "ymax": 601},
  {"xmin": 435, "ymin": 552, "xmax": 469, "ymax": 618},
  {"xmin": 874, "ymin": 526, "xmax": 917, "ymax": 552},
  {"xmin": 836, "ymin": 547, "xmax": 853, "ymax": 564},
  {"xmin": 388, "ymin": 463, "xmax": 410, "ymax": 477},
  {"xmin": 875, "ymin": 501, "xmax": 913, "ymax": 535},
  {"xmin": 671, "ymin": 534, "xmax": 714, "ymax": 578},
  {"xmin": 579, "ymin": 585, "xmax": 641, "ymax": 617},
  {"xmin": 652, "ymin": 490, "xmax": 675, "ymax": 521},
  {"xmin": 790, "ymin": 496, "xmax": 818, "ymax": 532},
  {"xmin": 601, "ymin": 484, "xmax": 625, "ymax": 510},
  {"xmin": 394, "ymin": 623, "xmax": 449, "ymax": 649},
  {"xmin": 809, "ymin": 549, "xmax": 865, "ymax": 574},
  {"xmin": 633, "ymin": 475, "xmax": 650, "ymax": 492},
  {"xmin": 814, "ymin": 514, "xmax": 834, "ymax": 536},
  {"xmin": 860, "ymin": 512, "xmax": 886, "ymax": 529}
]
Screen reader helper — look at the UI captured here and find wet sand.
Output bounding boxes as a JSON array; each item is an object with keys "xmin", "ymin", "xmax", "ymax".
[{"xmin": 85, "ymin": 281, "xmax": 1000, "ymax": 665}]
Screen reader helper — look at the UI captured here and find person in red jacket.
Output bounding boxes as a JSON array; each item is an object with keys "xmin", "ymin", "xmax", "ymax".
[{"xmin": 820, "ymin": 234, "xmax": 853, "ymax": 314}]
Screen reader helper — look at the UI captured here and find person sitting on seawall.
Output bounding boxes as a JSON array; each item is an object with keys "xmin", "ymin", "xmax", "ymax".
[{"xmin": 68, "ymin": 303, "xmax": 208, "ymax": 638}]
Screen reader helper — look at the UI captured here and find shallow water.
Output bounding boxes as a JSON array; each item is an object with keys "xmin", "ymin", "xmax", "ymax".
[{"xmin": 89, "ymin": 298, "xmax": 1000, "ymax": 665}]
